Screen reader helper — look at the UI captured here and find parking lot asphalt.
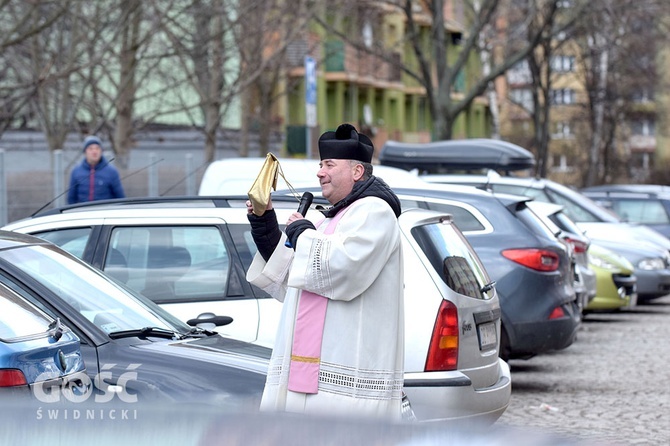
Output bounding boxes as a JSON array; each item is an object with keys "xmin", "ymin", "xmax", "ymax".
[{"xmin": 495, "ymin": 294, "xmax": 670, "ymax": 444}]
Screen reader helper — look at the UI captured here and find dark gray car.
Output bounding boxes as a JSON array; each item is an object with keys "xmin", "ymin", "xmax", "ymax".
[
  {"xmin": 581, "ymin": 185, "xmax": 670, "ymax": 239},
  {"xmin": 0, "ymin": 230, "xmax": 268, "ymax": 408},
  {"xmin": 388, "ymin": 185, "xmax": 581, "ymax": 361}
]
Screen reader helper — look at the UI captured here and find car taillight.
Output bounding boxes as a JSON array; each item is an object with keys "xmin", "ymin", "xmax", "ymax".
[
  {"xmin": 425, "ymin": 300, "xmax": 458, "ymax": 371},
  {"xmin": 0, "ymin": 369, "xmax": 28, "ymax": 387},
  {"xmin": 564, "ymin": 237, "xmax": 589, "ymax": 254},
  {"xmin": 502, "ymin": 249, "xmax": 560, "ymax": 272},
  {"xmin": 548, "ymin": 306, "xmax": 566, "ymax": 319}
]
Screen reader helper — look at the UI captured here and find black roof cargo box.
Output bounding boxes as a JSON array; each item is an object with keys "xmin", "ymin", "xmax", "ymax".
[{"xmin": 379, "ymin": 139, "xmax": 536, "ymax": 173}]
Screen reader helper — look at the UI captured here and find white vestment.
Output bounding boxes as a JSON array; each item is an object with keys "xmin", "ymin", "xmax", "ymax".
[{"xmin": 246, "ymin": 196, "xmax": 405, "ymax": 420}]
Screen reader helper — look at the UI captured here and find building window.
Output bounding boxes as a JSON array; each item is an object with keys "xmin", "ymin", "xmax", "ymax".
[
  {"xmin": 551, "ymin": 55, "xmax": 575, "ymax": 73},
  {"xmin": 509, "ymin": 88, "xmax": 534, "ymax": 112},
  {"xmin": 551, "ymin": 121, "xmax": 572, "ymax": 139},
  {"xmin": 550, "ymin": 88, "xmax": 576, "ymax": 105},
  {"xmin": 631, "ymin": 118, "xmax": 655, "ymax": 136},
  {"xmin": 632, "ymin": 88, "xmax": 654, "ymax": 103},
  {"xmin": 630, "ymin": 152, "xmax": 652, "ymax": 171},
  {"xmin": 362, "ymin": 21, "xmax": 373, "ymax": 48},
  {"xmin": 507, "ymin": 60, "xmax": 532, "ymax": 85},
  {"xmin": 551, "ymin": 154, "xmax": 571, "ymax": 172}
]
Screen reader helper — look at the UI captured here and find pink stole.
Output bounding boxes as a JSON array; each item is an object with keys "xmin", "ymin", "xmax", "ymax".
[{"xmin": 287, "ymin": 207, "xmax": 349, "ymax": 394}]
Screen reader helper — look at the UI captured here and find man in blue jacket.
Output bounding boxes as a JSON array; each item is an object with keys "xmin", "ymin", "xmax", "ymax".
[{"xmin": 67, "ymin": 135, "xmax": 125, "ymax": 204}]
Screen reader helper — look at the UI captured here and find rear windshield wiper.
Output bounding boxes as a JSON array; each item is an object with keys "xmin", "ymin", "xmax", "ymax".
[{"xmin": 108, "ymin": 327, "xmax": 183, "ymax": 340}]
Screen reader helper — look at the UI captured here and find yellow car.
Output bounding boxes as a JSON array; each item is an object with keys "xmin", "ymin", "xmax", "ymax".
[{"xmin": 586, "ymin": 243, "xmax": 637, "ymax": 312}]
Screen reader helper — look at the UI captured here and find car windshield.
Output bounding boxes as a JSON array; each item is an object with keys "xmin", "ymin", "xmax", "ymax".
[
  {"xmin": 491, "ymin": 180, "xmax": 621, "ymax": 223},
  {"xmin": 0, "ymin": 244, "xmax": 189, "ymax": 335},
  {"xmin": 610, "ymin": 199, "xmax": 670, "ymax": 224},
  {"xmin": 411, "ymin": 221, "xmax": 492, "ymax": 299},
  {"xmin": 544, "ymin": 182, "xmax": 621, "ymax": 223}
]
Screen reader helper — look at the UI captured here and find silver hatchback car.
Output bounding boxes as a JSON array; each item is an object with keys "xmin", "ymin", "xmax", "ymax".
[{"xmin": 3, "ymin": 196, "xmax": 510, "ymax": 423}]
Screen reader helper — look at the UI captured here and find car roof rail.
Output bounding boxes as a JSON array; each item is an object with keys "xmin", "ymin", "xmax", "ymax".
[
  {"xmin": 583, "ymin": 190, "xmax": 656, "ymax": 199},
  {"xmin": 32, "ymin": 195, "xmax": 252, "ymax": 217}
]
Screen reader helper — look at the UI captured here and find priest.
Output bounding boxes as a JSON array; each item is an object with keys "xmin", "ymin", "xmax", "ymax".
[{"xmin": 245, "ymin": 123, "xmax": 405, "ymax": 420}]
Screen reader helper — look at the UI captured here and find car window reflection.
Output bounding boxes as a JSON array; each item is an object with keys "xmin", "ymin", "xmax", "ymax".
[
  {"xmin": 443, "ymin": 256, "xmax": 482, "ymax": 299},
  {"xmin": 0, "ymin": 245, "xmax": 179, "ymax": 334},
  {"xmin": 411, "ymin": 223, "xmax": 491, "ymax": 299},
  {"xmin": 105, "ymin": 226, "xmax": 230, "ymax": 303},
  {"xmin": 33, "ymin": 227, "xmax": 91, "ymax": 259}
]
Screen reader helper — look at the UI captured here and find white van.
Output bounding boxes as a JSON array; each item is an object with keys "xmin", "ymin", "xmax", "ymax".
[{"xmin": 198, "ymin": 156, "xmax": 429, "ymax": 196}]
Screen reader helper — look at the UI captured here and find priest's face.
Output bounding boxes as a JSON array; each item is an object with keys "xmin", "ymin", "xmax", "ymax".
[{"xmin": 318, "ymin": 159, "xmax": 363, "ymax": 204}]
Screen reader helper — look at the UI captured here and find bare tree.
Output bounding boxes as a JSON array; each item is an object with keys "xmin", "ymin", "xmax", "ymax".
[
  {"xmin": 507, "ymin": 0, "xmax": 584, "ymax": 177},
  {"xmin": 152, "ymin": 0, "xmax": 243, "ymax": 163},
  {"xmin": 1, "ymin": 1, "xmax": 134, "ymax": 156},
  {"xmin": 573, "ymin": 0, "xmax": 667, "ymax": 186},
  {"xmin": 237, "ymin": 0, "xmax": 314, "ymax": 156},
  {"xmin": 0, "ymin": 1, "xmax": 70, "ymax": 137},
  {"xmin": 152, "ymin": 0, "xmax": 314, "ymax": 162},
  {"xmin": 579, "ymin": 0, "xmax": 615, "ymax": 186},
  {"xmin": 27, "ymin": 1, "xmax": 93, "ymax": 151},
  {"xmin": 5, "ymin": 0, "xmax": 164, "ymax": 166},
  {"xmin": 112, "ymin": 0, "xmax": 143, "ymax": 168},
  {"xmin": 314, "ymin": 0, "xmax": 569, "ymax": 141},
  {"xmin": 75, "ymin": 1, "xmax": 175, "ymax": 168}
]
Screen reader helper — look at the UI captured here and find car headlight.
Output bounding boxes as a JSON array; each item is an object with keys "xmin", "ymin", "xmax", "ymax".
[
  {"xmin": 589, "ymin": 254, "xmax": 618, "ymax": 271},
  {"xmin": 637, "ymin": 258, "xmax": 665, "ymax": 270}
]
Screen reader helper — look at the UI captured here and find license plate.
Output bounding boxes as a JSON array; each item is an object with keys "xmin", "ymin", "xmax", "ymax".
[{"xmin": 477, "ymin": 322, "xmax": 497, "ymax": 350}]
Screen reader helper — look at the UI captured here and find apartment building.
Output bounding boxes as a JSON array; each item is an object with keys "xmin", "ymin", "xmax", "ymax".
[
  {"xmin": 499, "ymin": 4, "xmax": 664, "ymax": 186},
  {"xmin": 270, "ymin": 1, "xmax": 492, "ymax": 158}
]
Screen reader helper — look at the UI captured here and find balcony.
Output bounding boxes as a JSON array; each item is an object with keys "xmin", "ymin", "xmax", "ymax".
[
  {"xmin": 323, "ymin": 40, "xmax": 401, "ymax": 84},
  {"xmin": 629, "ymin": 134, "xmax": 656, "ymax": 152}
]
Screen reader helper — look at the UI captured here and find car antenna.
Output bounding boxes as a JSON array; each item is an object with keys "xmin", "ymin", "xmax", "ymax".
[{"xmin": 31, "ymin": 157, "xmax": 164, "ymax": 216}]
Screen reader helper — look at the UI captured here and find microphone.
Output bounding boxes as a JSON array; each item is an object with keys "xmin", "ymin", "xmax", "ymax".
[
  {"xmin": 296, "ymin": 192, "xmax": 314, "ymax": 217},
  {"xmin": 285, "ymin": 192, "xmax": 314, "ymax": 248}
]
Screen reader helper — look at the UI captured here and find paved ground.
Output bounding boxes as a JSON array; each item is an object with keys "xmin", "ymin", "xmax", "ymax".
[{"xmin": 493, "ymin": 295, "xmax": 670, "ymax": 445}]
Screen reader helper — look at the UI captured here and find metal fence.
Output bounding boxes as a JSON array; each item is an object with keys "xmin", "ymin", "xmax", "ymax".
[
  {"xmin": 0, "ymin": 148, "xmax": 206, "ymax": 225},
  {"xmin": 0, "ymin": 129, "xmax": 279, "ymax": 225}
]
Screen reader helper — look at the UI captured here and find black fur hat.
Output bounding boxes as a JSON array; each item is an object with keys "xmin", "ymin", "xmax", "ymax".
[{"xmin": 318, "ymin": 123, "xmax": 373, "ymax": 163}]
